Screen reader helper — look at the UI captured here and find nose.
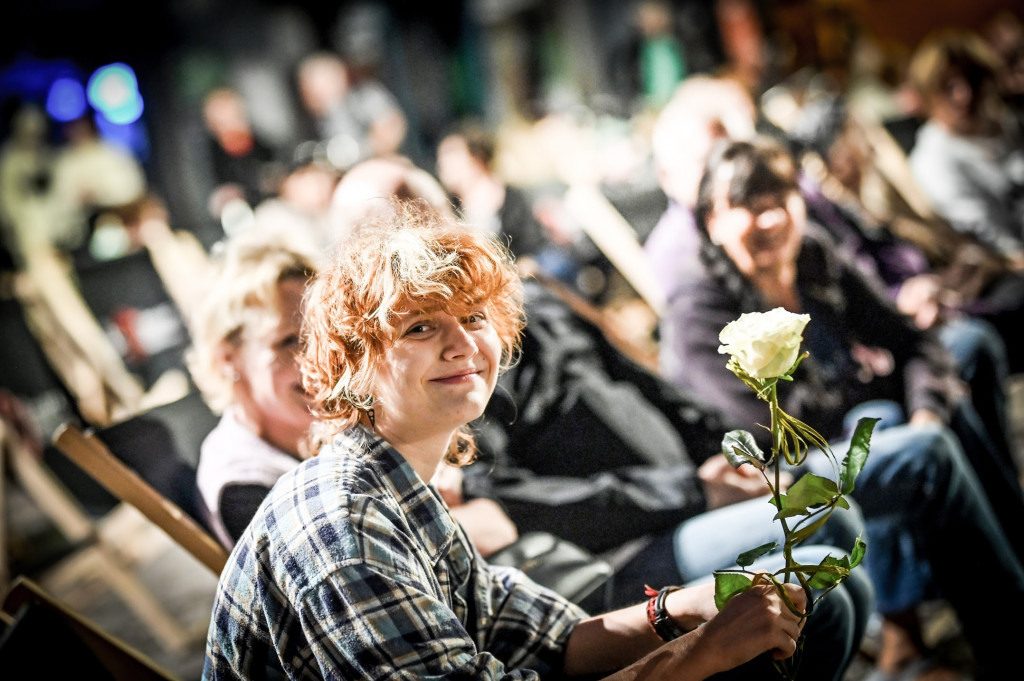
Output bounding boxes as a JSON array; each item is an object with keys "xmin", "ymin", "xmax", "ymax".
[
  {"xmin": 755, "ymin": 206, "xmax": 788, "ymax": 229},
  {"xmin": 441, "ymin": 317, "xmax": 477, "ymax": 360}
]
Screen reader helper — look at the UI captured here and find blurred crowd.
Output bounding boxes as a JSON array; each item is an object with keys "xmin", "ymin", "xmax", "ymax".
[{"xmin": 3, "ymin": 1, "xmax": 1024, "ymax": 680}]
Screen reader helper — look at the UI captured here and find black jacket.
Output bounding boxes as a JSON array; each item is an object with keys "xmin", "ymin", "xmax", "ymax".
[{"xmin": 464, "ymin": 278, "xmax": 729, "ymax": 554}]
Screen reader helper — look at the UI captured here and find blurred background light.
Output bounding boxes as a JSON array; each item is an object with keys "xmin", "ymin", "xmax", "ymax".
[
  {"xmin": 45, "ymin": 76, "xmax": 88, "ymax": 122},
  {"xmin": 87, "ymin": 62, "xmax": 144, "ymax": 125}
]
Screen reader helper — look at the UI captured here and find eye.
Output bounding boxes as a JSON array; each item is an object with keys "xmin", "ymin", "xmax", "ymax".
[
  {"xmin": 402, "ymin": 318, "xmax": 435, "ymax": 337},
  {"xmin": 462, "ymin": 311, "xmax": 488, "ymax": 327},
  {"xmin": 278, "ymin": 334, "xmax": 302, "ymax": 351}
]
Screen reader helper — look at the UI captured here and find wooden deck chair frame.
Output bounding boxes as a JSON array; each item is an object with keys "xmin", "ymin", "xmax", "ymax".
[
  {"xmin": 1, "ymin": 576, "xmax": 178, "ymax": 681},
  {"xmin": 16, "ymin": 247, "xmax": 197, "ymax": 427},
  {"xmin": 51, "ymin": 422, "xmax": 228, "ymax": 576},
  {"xmin": 1, "ymin": 418, "xmax": 197, "ymax": 652},
  {"xmin": 10, "ymin": 261, "xmax": 143, "ymax": 426}
]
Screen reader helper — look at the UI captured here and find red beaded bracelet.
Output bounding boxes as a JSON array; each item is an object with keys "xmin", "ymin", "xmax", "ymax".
[{"xmin": 644, "ymin": 584, "xmax": 685, "ymax": 642}]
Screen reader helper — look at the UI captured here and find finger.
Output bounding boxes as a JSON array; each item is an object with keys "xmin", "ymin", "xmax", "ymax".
[{"xmin": 771, "ymin": 620, "xmax": 803, "ymax": 659}]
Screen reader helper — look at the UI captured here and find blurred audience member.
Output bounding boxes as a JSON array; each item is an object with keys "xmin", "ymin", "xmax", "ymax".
[
  {"xmin": 251, "ymin": 156, "xmax": 340, "ymax": 252},
  {"xmin": 294, "ymin": 50, "xmax": 408, "ymax": 173},
  {"xmin": 0, "ymin": 102, "xmax": 54, "ymax": 266},
  {"xmin": 200, "ymin": 86, "xmax": 287, "ymax": 225},
  {"xmin": 907, "ymin": 28, "xmax": 1024, "ymax": 270},
  {"xmin": 186, "ymin": 229, "xmax": 323, "ymax": 549},
  {"xmin": 646, "ymin": 73, "xmax": 757, "ymax": 297},
  {"xmin": 436, "ymin": 120, "xmax": 578, "ymax": 281},
  {"xmin": 47, "ymin": 113, "xmax": 148, "ymax": 259},
  {"xmin": 607, "ymin": 0, "xmax": 689, "ymax": 116},
  {"xmin": 328, "ymin": 154, "xmax": 451, "ymax": 245},
  {"xmin": 983, "ymin": 10, "xmax": 1024, "ymax": 131}
]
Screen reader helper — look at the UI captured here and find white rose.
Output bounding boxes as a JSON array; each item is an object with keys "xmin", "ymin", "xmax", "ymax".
[{"xmin": 718, "ymin": 308, "xmax": 811, "ymax": 379}]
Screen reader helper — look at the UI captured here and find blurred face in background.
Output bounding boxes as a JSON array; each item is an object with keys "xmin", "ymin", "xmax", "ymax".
[
  {"xmin": 297, "ymin": 55, "xmax": 350, "ymax": 117},
  {"xmin": 436, "ymin": 134, "xmax": 480, "ymax": 197},
  {"xmin": 228, "ymin": 276, "xmax": 313, "ymax": 454},
  {"xmin": 706, "ymin": 177, "xmax": 805, "ymax": 280},
  {"xmin": 931, "ymin": 61, "xmax": 999, "ymax": 135},
  {"xmin": 652, "ymin": 76, "xmax": 757, "ymax": 207}
]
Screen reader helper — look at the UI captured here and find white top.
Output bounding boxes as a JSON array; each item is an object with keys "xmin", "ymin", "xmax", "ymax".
[{"xmin": 196, "ymin": 407, "xmax": 302, "ymax": 549}]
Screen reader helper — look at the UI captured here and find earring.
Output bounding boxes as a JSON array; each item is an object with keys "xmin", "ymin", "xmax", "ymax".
[{"xmin": 366, "ymin": 408, "xmax": 376, "ymax": 431}]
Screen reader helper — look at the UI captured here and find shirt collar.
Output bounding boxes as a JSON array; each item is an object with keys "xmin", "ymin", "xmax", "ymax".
[{"xmin": 335, "ymin": 425, "xmax": 460, "ymax": 564}]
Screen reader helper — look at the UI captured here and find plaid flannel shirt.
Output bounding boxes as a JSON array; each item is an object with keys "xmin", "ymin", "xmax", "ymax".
[{"xmin": 203, "ymin": 425, "xmax": 585, "ymax": 680}]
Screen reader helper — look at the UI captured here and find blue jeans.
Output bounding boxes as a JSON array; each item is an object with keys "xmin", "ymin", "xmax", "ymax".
[
  {"xmin": 940, "ymin": 316, "xmax": 1012, "ymax": 460},
  {"xmin": 841, "ymin": 396, "xmax": 1024, "ymax": 567},
  {"xmin": 797, "ymin": 421, "xmax": 1024, "ymax": 678}
]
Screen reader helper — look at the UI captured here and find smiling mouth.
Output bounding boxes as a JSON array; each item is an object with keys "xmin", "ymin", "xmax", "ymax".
[{"xmin": 432, "ymin": 369, "xmax": 481, "ymax": 383}]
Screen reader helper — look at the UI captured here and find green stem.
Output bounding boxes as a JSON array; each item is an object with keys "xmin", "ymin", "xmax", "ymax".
[{"xmin": 767, "ymin": 383, "xmax": 796, "ymax": 585}]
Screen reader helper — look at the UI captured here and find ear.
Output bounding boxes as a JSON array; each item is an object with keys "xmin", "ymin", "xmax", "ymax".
[
  {"xmin": 216, "ymin": 342, "xmax": 240, "ymax": 382},
  {"xmin": 707, "ymin": 218, "xmax": 723, "ymax": 246}
]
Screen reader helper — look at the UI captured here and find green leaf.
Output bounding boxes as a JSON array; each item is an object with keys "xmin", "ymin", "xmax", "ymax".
[
  {"xmin": 722, "ymin": 430, "xmax": 768, "ymax": 466},
  {"xmin": 714, "ymin": 572, "xmax": 753, "ymax": 610},
  {"xmin": 805, "ymin": 555, "xmax": 851, "ymax": 589},
  {"xmin": 775, "ymin": 474, "xmax": 838, "ymax": 518},
  {"xmin": 849, "ymin": 535, "xmax": 867, "ymax": 568},
  {"xmin": 840, "ymin": 418, "xmax": 878, "ymax": 494},
  {"xmin": 736, "ymin": 541, "xmax": 777, "ymax": 567},
  {"xmin": 785, "ymin": 509, "xmax": 834, "ymax": 546}
]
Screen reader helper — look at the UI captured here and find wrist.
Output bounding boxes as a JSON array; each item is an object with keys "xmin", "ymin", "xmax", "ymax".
[{"xmin": 645, "ymin": 585, "xmax": 685, "ymax": 642}]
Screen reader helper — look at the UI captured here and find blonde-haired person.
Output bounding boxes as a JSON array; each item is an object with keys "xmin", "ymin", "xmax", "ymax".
[
  {"xmin": 187, "ymin": 229, "xmax": 323, "ymax": 549},
  {"xmin": 203, "ymin": 198, "xmax": 860, "ymax": 680}
]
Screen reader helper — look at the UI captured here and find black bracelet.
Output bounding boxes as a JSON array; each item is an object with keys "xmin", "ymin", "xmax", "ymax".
[{"xmin": 647, "ymin": 585, "xmax": 685, "ymax": 642}]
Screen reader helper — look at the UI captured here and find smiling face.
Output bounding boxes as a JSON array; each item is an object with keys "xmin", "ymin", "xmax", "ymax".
[
  {"xmin": 229, "ymin": 276, "xmax": 313, "ymax": 455},
  {"xmin": 696, "ymin": 139, "xmax": 805, "ymax": 281},
  {"xmin": 704, "ymin": 144, "xmax": 806, "ymax": 280},
  {"xmin": 371, "ymin": 306, "xmax": 501, "ymax": 447},
  {"xmin": 706, "ymin": 173, "xmax": 805, "ymax": 279}
]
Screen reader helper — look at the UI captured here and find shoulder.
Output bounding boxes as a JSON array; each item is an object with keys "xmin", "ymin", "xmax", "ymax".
[
  {"xmin": 909, "ymin": 122, "xmax": 956, "ymax": 170},
  {"xmin": 197, "ymin": 412, "xmax": 300, "ymax": 494},
  {"xmin": 227, "ymin": 452, "xmax": 393, "ymax": 599},
  {"xmin": 242, "ymin": 436, "xmax": 445, "ymax": 595}
]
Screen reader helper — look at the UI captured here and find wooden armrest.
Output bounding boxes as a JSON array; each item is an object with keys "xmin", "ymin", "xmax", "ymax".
[{"xmin": 52, "ymin": 423, "xmax": 228, "ymax": 575}]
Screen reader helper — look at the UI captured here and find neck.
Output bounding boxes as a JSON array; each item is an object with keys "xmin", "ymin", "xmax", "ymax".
[
  {"xmin": 233, "ymin": 405, "xmax": 304, "ymax": 458},
  {"xmin": 373, "ymin": 420, "xmax": 454, "ymax": 484},
  {"xmin": 752, "ymin": 264, "xmax": 800, "ymax": 311}
]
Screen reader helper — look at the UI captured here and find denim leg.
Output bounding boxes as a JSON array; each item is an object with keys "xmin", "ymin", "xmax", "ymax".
[
  {"xmin": 841, "ymin": 399, "xmax": 904, "ymax": 438},
  {"xmin": 818, "ymin": 423, "xmax": 1024, "ymax": 678},
  {"xmin": 939, "ymin": 317, "xmax": 1012, "ymax": 459},
  {"xmin": 671, "ymin": 495, "xmax": 864, "ymax": 580},
  {"xmin": 906, "ymin": 424, "xmax": 1024, "ymax": 680},
  {"xmin": 948, "ymin": 400, "xmax": 1024, "ymax": 559}
]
